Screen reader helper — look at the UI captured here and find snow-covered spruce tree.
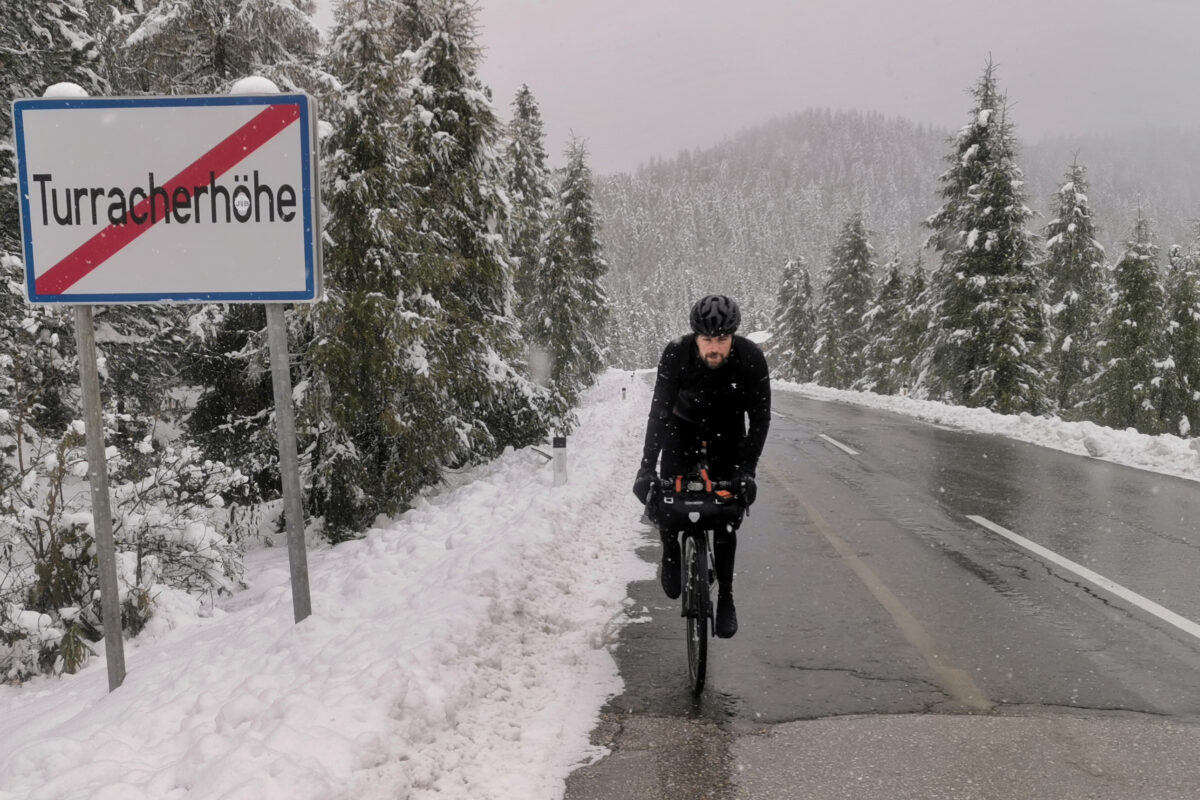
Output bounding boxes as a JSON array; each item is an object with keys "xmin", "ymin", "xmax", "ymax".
[
  {"xmin": 855, "ymin": 256, "xmax": 908, "ymax": 394},
  {"xmin": 504, "ymin": 84, "xmax": 553, "ymax": 330},
  {"xmin": 917, "ymin": 62, "xmax": 1047, "ymax": 413},
  {"xmin": 110, "ymin": 0, "xmax": 325, "ymax": 94},
  {"xmin": 725, "ymin": 263, "xmax": 771, "ymax": 334},
  {"xmin": 392, "ymin": 0, "xmax": 548, "ymax": 459},
  {"xmin": 637, "ymin": 262, "xmax": 688, "ymax": 364},
  {"xmin": 1081, "ymin": 211, "xmax": 1168, "ymax": 434},
  {"xmin": 1161, "ymin": 239, "xmax": 1200, "ymax": 435},
  {"xmin": 555, "ymin": 135, "xmax": 610, "ymax": 386},
  {"xmin": 894, "ymin": 260, "xmax": 929, "ymax": 393},
  {"xmin": 301, "ymin": 0, "xmax": 454, "ymax": 539},
  {"xmin": 814, "ymin": 212, "xmax": 875, "ymax": 389},
  {"xmin": 77, "ymin": 1, "xmax": 137, "ymax": 80},
  {"xmin": 598, "ymin": 272, "xmax": 637, "ymax": 368},
  {"xmin": 767, "ymin": 257, "xmax": 817, "ymax": 382},
  {"xmin": 0, "ymin": 0, "xmax": 106, "ymax": 680},
  {"xmin": 1041, "ymin": 160, "xmax": 1108, "ymax": 416},
  {"xmin": 525, "ymin": 136, "xmax": 609, "ymax": 430},
  {"xmin": 182, "ymin": 305, "xmax": 278, "ymax": 510},
  {"xmin": 601, "ymin": 266, "xmax": 669, "ymax": 369},
  {"xmin": 0, "ymin": 0, "xmax": 105, "ymax": 424}
]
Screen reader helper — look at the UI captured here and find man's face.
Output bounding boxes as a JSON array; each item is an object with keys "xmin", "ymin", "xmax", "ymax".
[{"xmin": 696, "ymin": 334, "xmax": 733, "ymax": 369}]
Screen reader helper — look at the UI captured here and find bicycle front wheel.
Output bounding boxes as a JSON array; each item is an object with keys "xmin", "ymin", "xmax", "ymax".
[{"xmin": 683, "ymin": 533, "xmax": 709, "ymax": 696}]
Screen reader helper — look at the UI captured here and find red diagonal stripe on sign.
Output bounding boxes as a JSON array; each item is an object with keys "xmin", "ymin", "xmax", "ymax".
[{"xmin": 35, "ymin": 102, "xmax": 301, "ymax": 296}]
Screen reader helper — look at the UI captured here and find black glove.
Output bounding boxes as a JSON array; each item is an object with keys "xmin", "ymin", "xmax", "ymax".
[
  {"xmin": 633, "ymin": 467, "xmax": 656, "ymax": 505},
  {"xmin": 644, "ymin": 481, "xmax": 662, "ymax": 525},
  {"xmin": 733, "ymin": 469, "xmax": 757, "ymax": 507}
]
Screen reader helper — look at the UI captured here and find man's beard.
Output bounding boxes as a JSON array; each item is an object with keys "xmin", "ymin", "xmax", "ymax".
[{"xmin": 703, "ymin": 352, "xmax": 727, "ymax": 369}]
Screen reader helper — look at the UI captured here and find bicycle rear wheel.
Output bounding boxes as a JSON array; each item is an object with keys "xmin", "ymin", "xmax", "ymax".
[{"xmin": 683, "ymin": 533, "xmax": 709, "ymax": 696}]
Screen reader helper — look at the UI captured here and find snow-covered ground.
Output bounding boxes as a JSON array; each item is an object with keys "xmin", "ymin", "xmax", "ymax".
[
  {"xmin": 0, "ymin": 372, "xmax": 654, "ymax": 800},
  {"xmin": 5, "ymin": 372, "xmax": 1200, "ymax": 800}
]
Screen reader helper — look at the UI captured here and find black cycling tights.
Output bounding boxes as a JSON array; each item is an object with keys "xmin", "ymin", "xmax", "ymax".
[
  {"xmin": 713, "ymin": 530, "xmax": 736, "ymax": 591},
  {"xmin": 662, "ymin": 529, "xmax": 737, "ymax": 591}
]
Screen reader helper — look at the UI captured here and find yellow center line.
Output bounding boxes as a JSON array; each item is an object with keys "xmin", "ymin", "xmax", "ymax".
[{"xmin": 763, "ymin": 460, "xmax": 993, "ymax": 713}]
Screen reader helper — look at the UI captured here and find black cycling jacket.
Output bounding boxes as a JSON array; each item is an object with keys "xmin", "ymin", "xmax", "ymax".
[{"xmin": 639, "ymin": 333, "xmax": 771, "ymax": 480}]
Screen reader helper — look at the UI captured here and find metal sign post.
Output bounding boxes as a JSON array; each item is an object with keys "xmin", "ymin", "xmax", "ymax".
[
  {"xmin": 74, "ymin": 305, "xmax": 126, "ymax": 691},
  {"xmin": 228, "ymin": 78, "xmax": 313, "ymax": 624},
  {"xmin": 265, "ymin": 304, "xmax": 311, "ymax": 622}
]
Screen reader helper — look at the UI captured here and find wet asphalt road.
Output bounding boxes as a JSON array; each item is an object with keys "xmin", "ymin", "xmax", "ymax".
[{"xmin": 565, "ymin": 390, "xmax": 1200, "ymax": 800}]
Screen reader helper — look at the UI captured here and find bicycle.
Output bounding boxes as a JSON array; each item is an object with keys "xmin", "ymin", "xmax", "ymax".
[{"xmin": 650, "ymin": 469, "xmax": 745, "ymax": 697}]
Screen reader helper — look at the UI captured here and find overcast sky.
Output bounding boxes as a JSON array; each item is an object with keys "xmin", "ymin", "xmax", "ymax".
[{"xmin": 316, "ymin": 0, "xmax": 1200, "ymax": 175}]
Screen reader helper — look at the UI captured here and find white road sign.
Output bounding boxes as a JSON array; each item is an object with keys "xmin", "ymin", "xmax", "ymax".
[{"xmin": 12, "ymin": 94, "xmax": 321, "ymax": 304}]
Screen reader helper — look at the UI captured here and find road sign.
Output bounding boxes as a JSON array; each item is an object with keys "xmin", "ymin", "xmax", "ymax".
[{"xmin": 12, "ymin": 94, "xmax": 321, "ymax": 304}]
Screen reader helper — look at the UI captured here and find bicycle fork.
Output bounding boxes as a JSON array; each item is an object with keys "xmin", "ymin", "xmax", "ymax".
[{"xmin": 682, "ymin": 529, "xmax": 716, "ymax": 625}]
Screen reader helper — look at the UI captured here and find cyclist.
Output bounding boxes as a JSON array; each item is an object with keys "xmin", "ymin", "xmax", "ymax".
[{"xmin": 632, "ymin": 295, "xmax": 771, "ymax": 638}]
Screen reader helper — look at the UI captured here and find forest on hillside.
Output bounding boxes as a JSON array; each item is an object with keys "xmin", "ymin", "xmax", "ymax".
[{"xmin": 596, "ymin": 107, "xmax": 1200, "ymax": 366}]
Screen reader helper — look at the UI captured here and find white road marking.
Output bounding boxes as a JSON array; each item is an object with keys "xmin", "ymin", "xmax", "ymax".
[
  {"xmin": 818, "ymin": 433, "xmax": 859, "ymax": 456},
  {"xmin": 966, "ymin": 515, "xmax": 1200, "ymax": 643}
]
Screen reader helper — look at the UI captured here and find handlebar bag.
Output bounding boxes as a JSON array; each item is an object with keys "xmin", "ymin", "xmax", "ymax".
[{"xmin": 655, "ymin": 486, "xmax": 743, "ymax": 533}]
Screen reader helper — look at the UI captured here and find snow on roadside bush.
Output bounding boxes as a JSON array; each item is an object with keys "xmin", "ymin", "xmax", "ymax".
[{"xmin": 1, "ymin": 421, "xmax": 248, "ymax": 682}]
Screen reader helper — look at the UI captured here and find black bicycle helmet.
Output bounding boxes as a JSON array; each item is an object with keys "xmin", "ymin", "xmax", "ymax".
[{"xmin": 689, "ymin": 295, "xmax": 741, "ymax": 336}]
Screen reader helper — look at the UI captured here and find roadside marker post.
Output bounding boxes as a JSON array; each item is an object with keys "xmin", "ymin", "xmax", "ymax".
[
  {"xmin": 13, "ymin": 80, "xmax": 321, "ymax": 690},
  {"xmin": 553, "ymin": 436, "xmax": 568, "ymax": 486}
]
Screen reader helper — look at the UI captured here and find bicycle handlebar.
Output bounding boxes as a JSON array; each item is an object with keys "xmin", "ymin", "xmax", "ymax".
[
  {"xmin": 654, "ymin": 476, "xmax": 737, "ymax": 493},
  {"xmin": 651, "ymin": 475, "xmax": 745, "ymax": 507}
]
